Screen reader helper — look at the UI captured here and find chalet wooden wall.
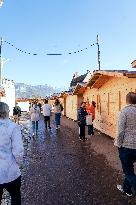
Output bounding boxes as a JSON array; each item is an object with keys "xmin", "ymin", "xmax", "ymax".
[
  {"xmin": 65, "ymin": 95, "xmax": 83, "ymax": 121},
  {"xmin": 83, "ymin": 76, "xmax": 136, "ymax": 138}
]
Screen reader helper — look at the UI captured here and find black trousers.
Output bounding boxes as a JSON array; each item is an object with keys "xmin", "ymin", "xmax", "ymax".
[
  {"xmin": 0, "ymin": 176, "xmax": 21, "ymax": 205},
  {"xmin": 44, "ymin": 116, "xmax": 51, "ymax": 129},
  {"xmin": 79, "ymin": 124, "xmax": 85, "ymax": 139}
]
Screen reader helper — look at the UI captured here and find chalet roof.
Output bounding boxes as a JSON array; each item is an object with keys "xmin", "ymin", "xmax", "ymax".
[
  {"xmin": 16, "ymin": 98, "xmax": 29, "ymax": 102},
  {"xmin": 72, "ymin": 83, "xmax": 86, "ymax": 96},
  {"xmin": 70, "ymin": 73, "xmax": 88, "ymax": 87},
  {"xmin": 50, "ymin": 90, "xmax": 72, "ymax": 99},
  {"xmin": 87, "ymin": 70, "xmax": 136, "ymax": 89},
  {"xmin": 59, "ymin": 91, "xmax": 70, "ymax": 98}
]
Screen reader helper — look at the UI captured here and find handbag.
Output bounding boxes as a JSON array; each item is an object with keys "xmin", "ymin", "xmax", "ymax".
[{"xmin": 86, "ymin": 114, "xmax": 92, "ymax": 125}]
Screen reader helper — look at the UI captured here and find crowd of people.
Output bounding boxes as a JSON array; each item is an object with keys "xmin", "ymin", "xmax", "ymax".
[
  {"xmin": 29, "ymin": 98, "xmax": 64, "ymax": 136},
  {"xmin": 0, "ymin": 92, "xmax": 136, "ymax": 204}
]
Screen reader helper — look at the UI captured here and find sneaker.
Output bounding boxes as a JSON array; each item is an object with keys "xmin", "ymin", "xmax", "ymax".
[
  {"xmin": 58, "ymin": 125, "xmax": 60, "ymax": 129},
  {"xmin": 117, "ymin": 185, "xmax": 133, "ymax": 197}
]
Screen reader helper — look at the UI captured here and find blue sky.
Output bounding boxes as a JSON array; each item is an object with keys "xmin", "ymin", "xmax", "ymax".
[{"xmin": 0, "ymin": 0, "xmax": 136, "ymax": 88}]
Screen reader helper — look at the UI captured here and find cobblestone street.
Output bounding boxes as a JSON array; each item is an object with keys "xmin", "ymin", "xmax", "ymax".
[{"xmin": 2, "ymin": 115, "xmax": 136, "ymax": 205}]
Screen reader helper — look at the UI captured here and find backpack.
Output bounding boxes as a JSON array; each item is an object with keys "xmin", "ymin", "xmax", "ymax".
[{"xmin": 60, "ymin": 104, "xmax": 64, "ymax": 112}]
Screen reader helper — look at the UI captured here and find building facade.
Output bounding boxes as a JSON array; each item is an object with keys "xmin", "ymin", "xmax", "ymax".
[{"xmin": 1, "ymin": 78, "xmax": 15, "ymax": 116}]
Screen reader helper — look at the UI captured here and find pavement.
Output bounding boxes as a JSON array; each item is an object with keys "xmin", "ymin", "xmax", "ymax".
[{"xmin": 2, "ymin": 114, "xmax": 136, "ymax": 205}]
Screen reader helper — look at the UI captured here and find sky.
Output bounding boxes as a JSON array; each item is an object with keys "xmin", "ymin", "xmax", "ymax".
[{"xmin": 0, "ymin": 0, "xmax": 136, "ymax": 88}]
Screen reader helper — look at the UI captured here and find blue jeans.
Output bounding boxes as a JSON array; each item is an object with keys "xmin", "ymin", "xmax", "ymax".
[
  {"xmin": 88, "ymin": 124, "xmax": 94, "ymax": 135},
  {"xmin": 32, "ymin": 121, "xmax": 38, "ymax": 134},
  {"xmin": 118, "ymin": 147, "xmax": 136, "ymax": 194},
  {"xmin": 55, "ymin": 113, "xmax": 61, "ymax": 126}
]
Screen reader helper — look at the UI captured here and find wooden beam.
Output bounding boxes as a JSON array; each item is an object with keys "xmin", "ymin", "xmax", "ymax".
[
  {"xmin": 125, "ymin": 74, "xmax": 136, "ymax": 78},
  {"xmin": 119, "ymin": 91, "xmax": 121, "ymax": 111},
  {"xmin": 91, "ymin": 75, "xmax": 110, "ymax": 89},
  {"xmin": 99, "ymin": 95, "xmax": 101, "ymax": 114},
  {"xmin": 94, "ymin": 70, "xmax": 125, "ymax": 77},
  {"xmin": 108, "ymin": 93, "xmax": 110, "ymax": 115}
]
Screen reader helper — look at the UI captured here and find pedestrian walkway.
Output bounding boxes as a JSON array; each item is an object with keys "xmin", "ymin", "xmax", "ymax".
[
  {"xmin": 61, "ymin": 116, "xmax": 122, "ymax": 171},
  {"xmin": 21, "ymin": 115, "xmax": 136, "ymax": 204}
]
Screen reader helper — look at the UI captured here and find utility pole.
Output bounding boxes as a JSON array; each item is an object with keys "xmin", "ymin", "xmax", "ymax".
[
  {"xmin": 97, "ymin": 35, "xmax": 100, "ymax": 70},
  {"xmin": 0, "ymin": 37, "xmax": 3, "ymax": 86}
]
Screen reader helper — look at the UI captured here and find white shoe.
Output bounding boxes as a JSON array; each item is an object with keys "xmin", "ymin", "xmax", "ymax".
[
  {"xmin": 58, "ymin": 125, "xmax": 60, "ymax": 129},
  {"xmin": 117, "ymin": 185, "xmax": 133, "ymax": 197},
  {"xmin": 117, "ymin": 185, "xmax": 124, "ymax": 193}
]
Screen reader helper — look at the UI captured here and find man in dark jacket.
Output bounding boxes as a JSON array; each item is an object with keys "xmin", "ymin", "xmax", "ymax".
[
  {"xmin": 78, "ymin": 102, "xmax": 87, "ymax": 141},
  {"xmin": 13, "ymin": 103, "xmax": 21, "ymax": 124}
]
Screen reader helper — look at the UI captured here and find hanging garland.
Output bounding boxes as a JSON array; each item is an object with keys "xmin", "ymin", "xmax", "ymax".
[
  {"xmin": 4, "ymin": 39, "xmax": 96, "ymax": 56},
  {"xmin": 4, "ymin": 40, "xmax": 38, "ymax": 56}
]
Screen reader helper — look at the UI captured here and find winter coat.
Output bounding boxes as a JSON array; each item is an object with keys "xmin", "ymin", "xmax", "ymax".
[
  {"xmin": 114, "ymin": 104, "xmax": 136, "ymax": 149},
  {"xmin": 86, "ymin": 104, "xmax": 95, "ymax": 120},
  {"xmin": 0, "ymin": 119, "xmax": 24, "ymax": 184},
  {"xmin": 30, "ymin": 106, "xmax": 40, "ymax": 121},
  {"xmin": 78, "ymin": 107, "xmax": 87, "ymax": 125},
  {"xmin": 54, "ymin": 104, "xmax": 62, "ymax": 114}
]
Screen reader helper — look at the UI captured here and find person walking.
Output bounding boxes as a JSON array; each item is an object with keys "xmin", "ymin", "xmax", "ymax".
[
  {"xmin": 0, "ymin": 102, "xmax": 24, "ymax": 205},
  {"xmin": 37, "ymin": 102, "xmax": 42, "ymax": 113},
  {"xmin": 42, "ymin": 99, "xmax": 52, "ymax": 130},
  {"xmin": 30, "ymin": 103, "xmax": 40, "ymax": 136},
  {"xmin": 114, "ymin": 92, "xmax": 136, "ymax": 197},
  {"xmin": 54, "ymin": 99, "xmax": 63, "ymax": 129},
  {"xmin": 13, "ymin": 103, "xmax": 21, "ymax": 124},
  {"xmin": 78, "ymin": 102, "xmax": 87, "ymax": 141},
  {"xmin": 86, "ymin": 100, "xmax": 96, "ymax": 136}
]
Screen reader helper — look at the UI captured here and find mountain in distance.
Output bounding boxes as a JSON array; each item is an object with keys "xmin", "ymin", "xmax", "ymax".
[{"xmin": 15, "ymin": 83, "xmax": 63, "ymax": 99}]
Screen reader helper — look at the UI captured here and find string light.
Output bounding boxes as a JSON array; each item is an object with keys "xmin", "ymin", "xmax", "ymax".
[
  {"xmin": 4, "ymin": 39, "xmax": 96, "ymax": 56},
  {"xmin": 4, "ymin": 40, "xmax": 38, "ymax": 56}
]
